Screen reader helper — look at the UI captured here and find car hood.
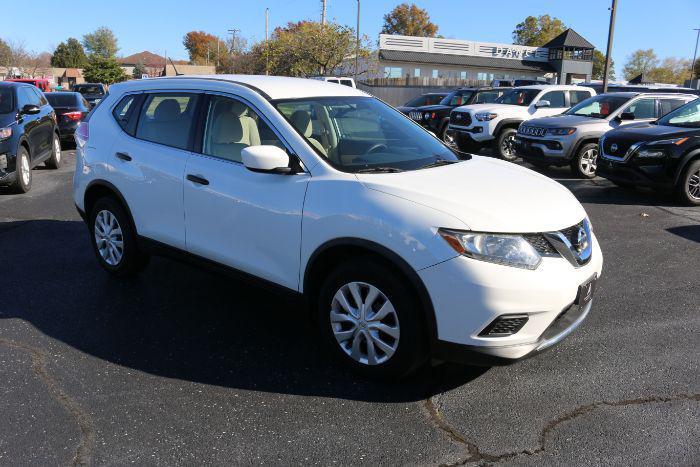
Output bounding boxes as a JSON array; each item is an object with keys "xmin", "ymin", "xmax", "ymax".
[
  {"xmin": 414, "ymin": 104, "xmax": 451, "ymax": 113},
  {"xmin": 524, "ymin": 114, "xmax": 607, "ymax": 129},
  {"xmin": 356, "ymin": 156, "xmax": 586, "ymax": 233},
  {"xmin": 607, "ymin": 122, "xmax": 698, "ymax": 140},
  {"xmin": 455, "ymin": 103, "xmax": 520, "ymax": 114},
  {"xmin": 396, "ymin": 106, "xmax": 414, "ymax": 113},
  {"xmin": 0, "ymin": 112, "xmax": 16, "ymax": 127}
]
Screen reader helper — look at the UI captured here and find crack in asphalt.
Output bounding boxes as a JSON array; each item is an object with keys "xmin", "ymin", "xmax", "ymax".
[
  {"xmin": 0, "ymin": 338, "xmax": 94, "ymax": 466},
  {"xmin": 422, "ymin": 391, "xmax": 700, "ymax": 466}
]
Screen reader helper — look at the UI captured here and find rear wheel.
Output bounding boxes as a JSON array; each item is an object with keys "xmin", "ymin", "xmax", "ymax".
[
  {"xmin": 571, "ymin": 143, "xmax": 598, "ymax": 179},
  {"xmin": 45, "ymin": 133, "xmax": 62, "ymax": 169},
  {"xmin": 10, "ymin": 146, "xmax": 32, "ymax": 193},
  {"xmin": 316, "ymin": 258, "xmax": 427, "ymax": 379},
  {"xmin": 495, "ymin": 128, "xmax": 518, "ymax": 161},
  {"xmin": 676, "ymin": 159, "xmax": 700, "ymax": 206}
]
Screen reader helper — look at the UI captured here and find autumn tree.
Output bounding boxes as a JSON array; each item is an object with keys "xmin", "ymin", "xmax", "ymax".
[
  {"xmin": 647, "ymin": 57, "xmax": 691, "ymax": 84},
  {"xmin": 51, "ymin": 38, "xmax": 88, "ymax": 68},
  {"xmin": 183, "ymin": 31, "xmax": 228, "ymax": 66},
  {"xmin": 381, "ymin": 3, "xmax": 438, "ymax": 37},
  {"xmin": 622, "ymin": 49, "xmax": 658, "ymax": 80},
  {"xmin": 591, "ymin": 50, "xmax": 615, "ymax": 80},
  {"xmin": 83, "ymin": 27, "xmax": 119, "ymax": 58},
  {"xmin": 512, "ymin": 15, "xmax": 567, "ymax": 46}
]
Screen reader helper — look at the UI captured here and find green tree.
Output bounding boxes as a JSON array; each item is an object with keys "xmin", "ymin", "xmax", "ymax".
[
  {"xmin": 591, "ymin": 50, "xmax": 615, "ymax": 80},
  {"xmin": 0, "ymin": 38, "xmax": 11, "ymax": 68},
  {"xmin": 622, "ymin": 49, "xmax": 658, "ymax": 80},
  {"xmin": 132, "ymin": 60, "xmax": 147, "ymax": 79},
  {"xmin": 381, "ymin": 3, "xmax": 438, "ymax": 37},
  {"xmin": 83, "ymin": 27, "xmax": 119, "ymax": 58},
  {"xmin": 512, "ymin": 15, "xmax": 567, "ymax": 46},
  {"xmin": 83, "ymin": 55, "xmax": 127, "ymax": 84},
  {"xmin": 50, "ymin": 38, "xmax": 88, "ymax": 68},
  {"xmin": 647, "ymin": 57, "xmax": 691, "ymax": 84}
]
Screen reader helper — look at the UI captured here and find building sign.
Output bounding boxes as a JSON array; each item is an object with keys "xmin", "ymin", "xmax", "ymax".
[{"xmin": 494, "ymin": 46, "xmax": 535, "ymax": 60}]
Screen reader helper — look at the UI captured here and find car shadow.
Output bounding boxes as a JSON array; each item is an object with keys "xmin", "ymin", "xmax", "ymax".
[
  {"xmin": 666, "ymin": 225, "xmax": 700, "ymax": 243},
  {"xmin": 0, "ymin": 219, "xmax": 488, "ymax": 403}
]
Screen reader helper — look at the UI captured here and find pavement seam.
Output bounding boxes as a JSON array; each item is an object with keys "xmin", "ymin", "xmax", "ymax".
[
  {"xmin": 422, "ymin": 392, "xmax": 700, "ymax": 466},
  {"xmin": 0, "ymin": 338, "xmax": 94, "ymax": 466}
]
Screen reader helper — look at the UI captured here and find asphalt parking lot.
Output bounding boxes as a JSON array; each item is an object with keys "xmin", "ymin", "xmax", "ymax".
[{"xmin": 1, "ymin": 149, "xmax": 698, "ymax": 465}]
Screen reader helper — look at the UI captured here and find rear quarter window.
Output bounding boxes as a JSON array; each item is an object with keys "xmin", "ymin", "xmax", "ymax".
[{"xmin": 112, "ymin": 94, "xmax": 141, "ymax": 135}]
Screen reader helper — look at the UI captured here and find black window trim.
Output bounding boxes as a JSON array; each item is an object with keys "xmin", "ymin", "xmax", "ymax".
[{"xmin": 111, "ymin": 92, "xmax": 145, "ymax": 136}]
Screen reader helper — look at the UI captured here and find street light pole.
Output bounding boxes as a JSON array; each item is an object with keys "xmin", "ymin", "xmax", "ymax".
[
  {"xmin": 690, "ymin": 28, "xmax": 700, "ymax": 86},
  {"xmin": 354, "ymin": 0, "xmax": 360, "ymax": 83},
  {"xmin": 602, "ymin": 0, "xmax": 617, "ymax": 93},
  {"xmin": 265, "ymin": 8, "xmax": 270, "ymax": 75},
  {"xmin": 227, "ymin": 28, "xmax": 239, "ymax": 74}
]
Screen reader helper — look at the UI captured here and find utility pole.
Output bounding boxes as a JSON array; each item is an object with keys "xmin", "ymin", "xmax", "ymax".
[
  {"xmin": 265, "ymin": 8, "xmax": 270, "ymax": 75},
  {"xmin": 227, "ymin": 28, "xmax": 239, "ymax": 74},
  {"xmin": 354, "ymin": 0, "xmax": 360, "ymax": 83},
  {"xmin": 602, "ymin": 0, "xmax": 617, "ymax": 93},
  {"xmin": 690, "ymin": 28, "xmax": 700, "ymax": 87},
  {"xmin": 321, "ymin": 0, "xmax": 327, "ymax": 26}
]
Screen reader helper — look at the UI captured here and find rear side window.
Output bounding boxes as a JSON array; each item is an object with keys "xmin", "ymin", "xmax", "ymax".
[
  {"xmin": 570, "ymin": 90, "xmax": 592, "ymax": 106},
  {"xmin": 540, "ymin": 90, "xmax": 566, "ymax": 108},
  {"xmin": 659, "ymin": 98, "xmax": 690, "ymax": 117},
  {"xmin": 135, "ymin": 93, "xmax": 200, "ymax": 150},
  {"xmin": 623, "ymin": 98, "xmax": 655, "ymax": 119},
  {"xmin": 112, "ymin": 94, "xmax": 140, "ymax": 134}
]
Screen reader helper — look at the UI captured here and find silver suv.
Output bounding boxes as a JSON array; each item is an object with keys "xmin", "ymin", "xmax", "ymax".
[{"xmin": 515, "ymin": 92, "xmax": 697, "ymax": 177}]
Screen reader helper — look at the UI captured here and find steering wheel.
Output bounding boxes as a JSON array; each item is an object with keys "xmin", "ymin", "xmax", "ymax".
[{"xmin": 365, "ymin": 143, "xmax": 388, "ymax": 154}]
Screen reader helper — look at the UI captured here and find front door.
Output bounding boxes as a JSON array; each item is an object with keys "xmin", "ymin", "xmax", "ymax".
[{"xmin": 184, "ymin": 94, "xmax": 309, "ymax": 290}]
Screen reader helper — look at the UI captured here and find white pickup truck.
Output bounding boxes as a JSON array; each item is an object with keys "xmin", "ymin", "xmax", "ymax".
[{"xmin": 448, "ymin": 85, "xmax": 596, "ymax": 160}]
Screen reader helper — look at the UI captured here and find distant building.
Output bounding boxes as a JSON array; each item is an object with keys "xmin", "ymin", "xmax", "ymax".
[{"xmin": 117, "ymin": 51, "xmax": 213, "ymax": 77}]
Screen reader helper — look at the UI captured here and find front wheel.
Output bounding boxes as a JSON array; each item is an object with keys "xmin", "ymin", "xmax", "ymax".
[
  {"xmin": 571, "ymin": 143, "xmax": 598, "ymax": 179},
  {"xmin": 45, "ymin": 133, "xmax": 62, "ymax": 169},
  {"xmin": 495, "ymin": 128, "xmax": 518, "ymax": 161},
  {"xmin": 10, "ymin": 146, "xmax": 32, "ymax": 193},
  {"xmin": 676, "ymin": 159, "xmax": 700, "ymax": 206},
  {"xmin": 316, "ymin": 259, "xmax": 427, "ymax": 379}
]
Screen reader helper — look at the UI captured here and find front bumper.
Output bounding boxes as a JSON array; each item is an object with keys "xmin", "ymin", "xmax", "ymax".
[
  {"xmin": 515, "ymin": 135, "xmax": 577, "ymax": 166},
  {"xmin": 420, "ymin": 235, "xmax": 603, "ymax": 365},
  {"xmin": 597, "ymin": 157, "xmax": 674, "ymax": 190},
  {"xmin": 0, "ymin": 144, "xmax": 17, "ymax": 186},
  {"xmin": 449, "ymin": 122, "xmax": 495, "ymax": 143}
]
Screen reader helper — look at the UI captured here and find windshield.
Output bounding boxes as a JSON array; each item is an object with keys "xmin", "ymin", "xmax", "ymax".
[
  {"xmin": 405, "ymin": 94, "xmax": 444, "ymax": 107},
  {"xmin": 74, "ymin": 85, "xmax": 105, "ymax": 96},
  {"xmin": 565, "ymin": 94, "xmax": 629, "ymax": 118},
  {"xmin": 0, "ymin": 87, "xmax": 14, "ymax": 114},
  {"xmin": 45, "ymin": 93, "xmax": 78, "ymax": 107},
  {"xmin": 274, "ymin": 96, "xmax": 459, "ymax": 173},
  {"xmin": 472, "ymin": 90, "xmax": 505, "ymax": 104},
  {"xmin": 495, "ymin": 89, "xmax": 540, "ymax": 106},
  {"xmin": 439, "ymin": 90, "xmax": 474, "ymax": 106},
  {"xmin": 657, "ymin": 98, "xmax": 700, "ymax": 128}
]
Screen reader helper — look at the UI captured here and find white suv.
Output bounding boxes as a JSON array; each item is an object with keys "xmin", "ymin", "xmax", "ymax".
[
  {"xmin": 73, "ymin": 75, "xmax": 603, "ymax": 378},
  {"xmin": 448, "ymin": 85, "xmax": 596, "ymax": 160}
]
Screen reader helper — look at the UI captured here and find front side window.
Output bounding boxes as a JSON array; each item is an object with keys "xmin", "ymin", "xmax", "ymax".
[
  {"xmin": 540, "ymin": 90, "xmax": 566, "ymax": 108},
  {"xmin": 0, "ymin": 87, "xmax": 15, "ymax": 114},
  {"xmin": 657, "ymin": 99, "xmax": 700, "ymax": 128},
  {"xmin": 440, "ymin": 90, "xmax": 474, "ymax": 106},
  {"xmin": 659, "ymin": 98, "xmax": 690, "ymax": 117},
  {"xmin": 274, "ymin": 96, "xmax": 458, "ymax": 173},
  {"xmin": 495, "ymin": 89, "xmax": 540, "ymax": 106},
  {"xmin": 472, "ymin": 90, "xmax": 504, "ymax": 104},
  {"xmin": 202, "ymin": 95, "xmax": 285, "ymax": 163},
  {"xmin": 21, "ymin": 88, "xmax": 41, "ymax": 107},
  {"xmin": 565, "ymin": 94, "xmax": 629, "ymax": 118},
  {"xmin": 622, "ymin": 98, "xmax": 655, "ymax": 119},
  {"xmin": 135, "ymin": 93, "xmax": 200, "ymax": 150}
]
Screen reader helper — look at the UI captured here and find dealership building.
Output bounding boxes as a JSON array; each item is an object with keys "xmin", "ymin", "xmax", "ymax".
[{"xmin": 374, "ymin": 29, "xmax": 595, "ymax": 85}]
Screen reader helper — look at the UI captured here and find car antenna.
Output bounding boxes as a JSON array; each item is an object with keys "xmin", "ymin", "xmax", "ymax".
[{"xmin": 168, "ymin": 58, "xmax": 183, "ymax": 76}]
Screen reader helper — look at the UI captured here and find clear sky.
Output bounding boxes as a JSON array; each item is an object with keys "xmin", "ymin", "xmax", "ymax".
[{"xmin": 5, "ymin": 0, "xmax": 700, "ymax": 79}]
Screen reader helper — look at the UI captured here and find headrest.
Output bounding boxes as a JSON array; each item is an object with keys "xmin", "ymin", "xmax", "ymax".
[
  {"xmin": 290, "ymin": 110, "xmax": 312, "ymax": 137},
  {"xmin": 211, "ymin": 113, "xmax": 243, "ymax": 144},
  {"xmin": 230, "ymin": 100, "xmax": 248, "ymax": 117},
  {"xmin": 153, "ymin": 99, "xmax": 181, "ymax": 121}
]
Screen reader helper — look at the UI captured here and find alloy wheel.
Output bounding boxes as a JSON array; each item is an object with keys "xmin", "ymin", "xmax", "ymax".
[
  {"xmin": 579, "ymin": 148, "xmax": 598, "ymax": 176},
  {"xmin": 54, "ymin": 136, "xmax": 61, "ymax": 164},
  {"xmin": 330, "ymin": 281, "xmax": 400, "ymax": 366},
  {"xmin": 501, "ymin": 134, "xmax": 516, "ymax": 158},
  {"xmin": 688, "ymin": 169, "xmax": 700, "ymax": 200},
  {"xmin": 94, "ymin": 210, "xmax": 124, "ymax": 266},
  {"xmin": 20, "ymin": 155, "xmax": 30, "ymax": 186}
]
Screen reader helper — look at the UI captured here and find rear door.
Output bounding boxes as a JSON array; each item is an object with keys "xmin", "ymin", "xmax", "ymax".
[
  {"xmin": 619, "ymin": 97, "xmax": 656, "ymax": 125},
  {"xmin": 17, "ymin": 87, "xmax": 46, "ymax": 160},
  {"xmin": 534, "ymin": 90, "xmax": 568, "ymax": 117}
]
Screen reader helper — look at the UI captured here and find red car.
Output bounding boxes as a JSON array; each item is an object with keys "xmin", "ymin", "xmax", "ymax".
[{"xmin": 5, "ymin": 78, "xmax": 52, "ymax": 92}]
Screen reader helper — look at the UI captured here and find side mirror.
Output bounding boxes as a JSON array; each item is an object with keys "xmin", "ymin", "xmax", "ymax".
[
  {"xmin": 534, "ymin": 100, "xmax": 551, "ymax": 108},
  {"xmin": 241, "ymin": 145, "xmax": 292, "ymax": 174},
  {"xmin": 619, "ymin": 112, "xmax": 635, "ymax": 121},
  {"xmin": 21, "ymin": 104, "xmax": 41, "ymax": 115}
]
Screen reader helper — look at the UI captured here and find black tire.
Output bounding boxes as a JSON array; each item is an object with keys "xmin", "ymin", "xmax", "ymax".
[
  {"xmin": 316, "ymin": 258, "xmax": 428, "ymax": 380},
  {"xmin": 10, "ymin": 146, "xmax": 32, "ymax": 193},
  {"xmin": 676, "ymin": 159, "xmax": 700, "ymax": 206},
  {"xmin": 571, "ymin": 143, "xmax": 598, "ymax": 179},
  {"xmin": 494, "ymin": 128, "xmax": 518, "ymax": 161},
  {"xmin": 455, "ymin": 133, "xmax": 480, "ymax": 154},
  {"xmin": 88, "ymin": 197, "xmax": 150, "ymax": 276},
  {"xmin": 45, "ymin": 132, "xmax": 62, "ymax": 169}
]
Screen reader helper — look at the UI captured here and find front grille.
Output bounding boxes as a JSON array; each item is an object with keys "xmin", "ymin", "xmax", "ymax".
[
  {"xmin": 523, "ymin": 234, "xmax": 558, "ymax": 255},
  {"xmin": 518, "ymin": 125, "xmax": 547, "ymax": 137},
  {"xmin": 559, "ymin": 220, "xmax": 584, "ymax": 245},
  {"xmin": 409, "ymin": 111, "xmax": 423, "ymax": 121},
  {"xmin": 479, "ymin": 315, "xmax": 529, "ymax": 337},
  {"xmin": 450, "ymin": 112, "xmax": 471, "ymax": 126}
]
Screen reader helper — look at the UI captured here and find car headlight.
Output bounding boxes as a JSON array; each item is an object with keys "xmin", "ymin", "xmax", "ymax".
[
  {"xmin": 547, "ymin": 127, "xmax": 576, "ymax": 136},
  {"xmin": 635, "ymin": 148, "xmax": 666, "ymax": 159},
  {"xmin": 439, "ymin": 229, "xmax": 542, "ymax": 270},
  {"xmin": 0, "ymin": 127, "xmax": 11, "ymax": 140},
  {"xmin": 475, "ymin": 112, "xmax": 498, "ymax": 121},
  {"xmin": 648, "ymin": 137, "xmax": 689, "ymax": 146}
]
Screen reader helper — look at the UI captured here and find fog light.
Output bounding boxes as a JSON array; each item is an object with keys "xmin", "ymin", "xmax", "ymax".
[
  {"xmin": 0, "ymin": 154, "xmax": 7, "ymax": 170},
  {"xmin": 479, "ymin": 315, "xmax": 529, "ymax": 337}
]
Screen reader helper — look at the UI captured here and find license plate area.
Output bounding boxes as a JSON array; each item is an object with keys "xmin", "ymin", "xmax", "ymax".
[{"xmin": 575, "ymin": 274, "xmax": 597, "ymax": 307}]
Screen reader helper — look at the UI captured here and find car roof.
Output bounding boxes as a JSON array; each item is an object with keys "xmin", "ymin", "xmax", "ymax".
[
  {"xmin": 514, "ymin": 84, "xmax": 594, "ymax": 91},
  {"xmin": 110, "ymin": 75, "xmax": 368, "ymax": 100}
]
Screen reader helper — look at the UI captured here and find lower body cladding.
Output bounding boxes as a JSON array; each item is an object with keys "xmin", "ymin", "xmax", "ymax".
[
  {"xmin": 420, "ymin": 237, "xmax": 603, "ymax": 365},
  {"xmin": 449, "ymin": 124, "xmax": 494, "ymax": 152},
  {"xmin": 515, "ymin": 136, "xmax": 575, "ymax": 166}
]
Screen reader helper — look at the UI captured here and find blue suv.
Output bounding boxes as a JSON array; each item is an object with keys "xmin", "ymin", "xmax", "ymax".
[{"xmin": 0, "ymin": 81, "xmax": 61, "ymax": 193}]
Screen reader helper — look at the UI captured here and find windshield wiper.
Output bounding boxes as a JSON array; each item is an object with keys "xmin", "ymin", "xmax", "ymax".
[
  {"xmin": 356, "ymin": 167, "xmax": 404, "ymax": 173},
  {"xmin": 419, "ymin": 158, "xmax": 459, "ymax": 169}
]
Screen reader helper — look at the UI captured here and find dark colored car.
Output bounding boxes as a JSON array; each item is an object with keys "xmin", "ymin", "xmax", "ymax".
[
  {"xmin": 45, "ymin": 92, "xmax": 90, "ymax": 143},
  {"xmin": 0, "ymin": 82, "xmax": 61, "ymax": 193},
  {"xmin": 72, "ymin": 83, "xmax": 108, "ymax": 107},
  {"xmin": 407, "ymin": 87, "xmax": 511, "ymax": 142},
  {"xmin": 597, "ymin": 98, "xmax": 700, "ymax": 205},
  {"xmin": 396, "ymin": 92, "xmax": 448, "ymax": 115}
]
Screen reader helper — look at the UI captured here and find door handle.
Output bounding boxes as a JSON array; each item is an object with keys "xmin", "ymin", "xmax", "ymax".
[
  {"xmin": 186, "ymin": 174, "xmax": 209, "ymax": 185},
  {"xmin": 115, "ymin": 152, "xmax": 132, "ymax": 161}
]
